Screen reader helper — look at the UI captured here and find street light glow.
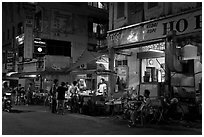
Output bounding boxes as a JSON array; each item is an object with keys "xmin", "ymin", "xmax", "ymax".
[{"xmin": 37, "ymin": 47, "xmax": 43, "ymax": 52}]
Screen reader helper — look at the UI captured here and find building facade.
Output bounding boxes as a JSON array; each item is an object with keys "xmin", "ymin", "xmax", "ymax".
[
  {"xmin": 107, "ymin": 2, "xmax": 202, "ymax": 108},
  {"xmin": 2, "ymin": 2, "xmax": 108, "ymax": 91}
]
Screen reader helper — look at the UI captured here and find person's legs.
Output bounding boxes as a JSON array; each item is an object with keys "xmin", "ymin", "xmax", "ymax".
[
  {"xmin": 56, "ymin": 100, "xmax": 59, "ymax": 113},
  {"xmin": 62, "ymin": 100, "xmax": 65, "ymax": 114},
  {"xmin": 51, "ymin": 98, "xmax": 56, "ymax": 113}
]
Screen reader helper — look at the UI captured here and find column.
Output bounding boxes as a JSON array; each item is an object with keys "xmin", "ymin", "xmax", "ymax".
[{"xmin": 108, "ymin": 47, "xmax": 115, "ymax": 98}]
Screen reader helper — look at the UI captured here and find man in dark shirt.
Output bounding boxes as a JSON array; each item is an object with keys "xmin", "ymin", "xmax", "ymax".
[
  {"xmin": 56, "ymin": 82, "xmax": 67, "ymax": 115},
  {"xmin": 50, "ymin": 79, "xmax": 58, "ymax": 113}
]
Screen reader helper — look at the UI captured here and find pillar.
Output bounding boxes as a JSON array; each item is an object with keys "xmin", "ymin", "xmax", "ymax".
[{"xmin": 108, "ymin": 47, "xmax": 115, "ymax": 98}]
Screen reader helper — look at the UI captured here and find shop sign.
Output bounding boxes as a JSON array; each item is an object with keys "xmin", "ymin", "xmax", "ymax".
[
  {"xmin": 23, "ymin": 62, "xmax": 38, "ymax": 72},
  {"xmin": 16, "ymin": 34, "xmax": 24, "ymax": 45},
  {"xmin": 108, "ymin": 9, "xmax": 201, "ymax": 47},
  {"xmin": 77, "ymin": 74, "xmax": 87, "ymax": 79},
  {"xmin": 139, "ymin": 42, "xmax": 165, "ymax": 52},
  {"xmin": 34, "ymin": 39, "xmax": 46, "ymax": 45},
  {"xmin": 6, "ymin": 63, "xmax": 13, "ymax": 71},
  {"xmin": 24, "ymin": 13, "xmax": 34, "ymax": 59},
  {"xmin": 45, "ymin": 55, "xmax": 71, "ymax": 72}
]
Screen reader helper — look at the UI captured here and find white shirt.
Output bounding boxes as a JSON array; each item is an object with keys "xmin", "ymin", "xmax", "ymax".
[{"xmin": 97, "ymin": 83, "xmax": 107, "ymax": 95}]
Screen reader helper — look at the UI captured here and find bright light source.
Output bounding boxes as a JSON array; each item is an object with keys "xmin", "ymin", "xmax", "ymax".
[
  {"xmin": 37, "ymin": 47, "xmax": 43, "ymax": 52},
  {"xmin": 6, "ymin": 72, "xmax": 18, "ymax": 76},
  {"xmin": 28, "ymin": 75, "xmax": 36, "ymax": 78}
]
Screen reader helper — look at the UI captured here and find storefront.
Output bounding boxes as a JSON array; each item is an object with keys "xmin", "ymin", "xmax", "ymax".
[{"xmin": 108, "ymin": 8, "xmax": 202, "ymax": 100}]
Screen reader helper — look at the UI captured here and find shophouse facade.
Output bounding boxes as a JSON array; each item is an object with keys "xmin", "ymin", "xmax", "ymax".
[
  {"xmin": 2, "ymin": 2, "xmax": 108, "ymax": 91},
  {"xmin": 107, "ymin": 2, "xmax": 202, "ymax": 106}
]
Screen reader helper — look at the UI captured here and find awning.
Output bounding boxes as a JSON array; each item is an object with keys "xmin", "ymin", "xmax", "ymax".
[
  {"xmin": 9, "ymin": 71, "xmax": 45, "ymax": 78},
  {"xmin": 66, "ymin": 49, "xmax": 106, "ymax": 72},
  {"xmin": 9, "ymin": 70, "xmax": 70, "ymax": 78}
]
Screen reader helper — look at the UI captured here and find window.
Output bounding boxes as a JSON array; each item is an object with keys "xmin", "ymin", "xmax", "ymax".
[
  {"xmin": 129, "ymin": 2, "xmax": 144, "ymax": 14},
  {"xmin": 88, "ymin": 21, "xmax": 107, "ymax": 38},
  {"xmin": 117, "ymin": 3, "xmax": 125, "ymax": 18},
  {"xmin": 88, "ymin": 2, "xmax": 107, "ymax": 10},
  {"xmin": 46, "ymin": 40, "xmax": 71, "ymax": 57},
  {"xmin": 148, "ymin": 2, "xmax": 158, "ymax": 9},
  {"xmin": 93, "ymin": 23, "xmax": 98, "ymax": 33},
  {"xmin": 115, "ymin": 59, "xmax": 128, "ymax": 67}
]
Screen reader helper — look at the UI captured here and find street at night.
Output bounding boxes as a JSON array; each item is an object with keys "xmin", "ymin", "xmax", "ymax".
[
  {"xmin": 2, "ymin": 2, "xmax": 202, "ymax": 135},
  {"xmin": 2, "ymin": 105, "xmax": 202, "ymax": 135}
]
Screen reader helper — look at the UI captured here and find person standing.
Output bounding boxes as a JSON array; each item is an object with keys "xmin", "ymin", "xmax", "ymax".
[
  {"xmin": 26, "ymin": 83, "xmax": 34, "ymax": 105},
  {"xmin": 69, "ymin": 81, "xmax": 80, "ymax": 113},
  {"xmin": 2, "ymin": 82, "xmax": 11, "ymax": 110},
  {"xmin": 97, "ymin": 78, "xmax": 107, "ymax": 96},
  {"xmin": 15, "ymin": 84, "xmax": 21, "ymax": 105},
  {"xmin": 50, "ymin": 79, "xmax": 58, "ymax": 113},
  {"xmin": 56, "ymin": 82, "xmax": 67, "ymax": 115}
]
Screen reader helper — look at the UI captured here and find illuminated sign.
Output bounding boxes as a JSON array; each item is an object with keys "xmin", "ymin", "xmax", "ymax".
[
  {"xmin": 108, "ymin": 9, "xmax": 201, "ymax": 47},
  {"xmin": 140, "ymin": 42, "xmax": 165, "ymax": 52},
  {"xmin": 16, "ymin": 34, "xmax": 24, "ymax": 45},
  {"xmin": 34, "ymin": 39, "xmax": 46, "ymax": 44}
]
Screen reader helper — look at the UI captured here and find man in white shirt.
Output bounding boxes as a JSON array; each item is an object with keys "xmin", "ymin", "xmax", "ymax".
[{"xmin": 97, "ymin": 78, "xmax": 107, "ymax": 96}]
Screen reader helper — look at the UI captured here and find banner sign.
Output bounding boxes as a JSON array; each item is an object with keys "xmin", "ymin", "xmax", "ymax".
[
  {"xmin": 6, "ymin": 50, "xmax": 15, "ymax": 71},
  {"xmin": 108, "ymin": 9, "xmax": 201, "ymax": 47},
  {"xmin": 24, "ymin": 11, "xmax": 34, "ymax": 59},
  {"xmin": 51, "ymin": 9, "xmax": 72, "ymax": 39},
  {"xmin": 45, "ymin": 55, "xmax": 71, "ymax": 72}
]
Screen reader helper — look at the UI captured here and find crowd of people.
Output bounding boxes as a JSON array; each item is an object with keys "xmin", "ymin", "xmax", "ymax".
[
  {"xmin": 2, "ymin": 82, "xmax": 35, "ymax": 106},
  {"xmin": 49, "ymin": 78, "xmax": 108, "ymax": 115},
  {"xmin": 2, "ymin": 77, "xmax": 108, "ymax": 115}
]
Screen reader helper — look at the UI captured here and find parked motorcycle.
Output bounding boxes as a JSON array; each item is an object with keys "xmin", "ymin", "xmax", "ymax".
[{"xmin": 2, "ymin": 92, "xmax": 12, "ymax": 112}]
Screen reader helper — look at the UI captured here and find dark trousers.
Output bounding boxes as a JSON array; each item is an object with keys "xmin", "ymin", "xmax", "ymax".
[
  {"xmin": 71, "ymin": 96, "xmax": 79, "ymax": 113},
  {"xmin": 52, "ymin": 99, "xmax": 57, "ymax": 113}
]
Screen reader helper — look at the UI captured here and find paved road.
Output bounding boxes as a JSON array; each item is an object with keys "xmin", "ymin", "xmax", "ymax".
[{"xmin": 2, "ymin": 105, "xmax": 202, "ymax": 135}]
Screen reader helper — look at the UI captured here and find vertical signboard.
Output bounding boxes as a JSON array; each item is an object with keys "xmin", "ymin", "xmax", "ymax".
[
  {"xmin": 6, "ymin": 50, "xmax": 14, "ymax": 71},
  {"xmin": 23, "ymin": 4, "xmax": 35, "ymax": 59}
]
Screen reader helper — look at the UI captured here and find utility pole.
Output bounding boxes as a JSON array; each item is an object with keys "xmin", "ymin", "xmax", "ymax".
[{"xmin": 165, "ymin": 30, "xmax": 177, "ymax": 98}]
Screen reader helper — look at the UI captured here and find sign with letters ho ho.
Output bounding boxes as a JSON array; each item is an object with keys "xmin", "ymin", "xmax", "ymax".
[{"xmin": 108, "ymin": 9, "xmax": 201, "ymax": 48}]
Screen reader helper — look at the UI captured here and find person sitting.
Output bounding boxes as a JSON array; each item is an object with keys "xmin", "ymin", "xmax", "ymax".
[{"xmin": 128, "ymin": 89, "xmax": 151, "ymax": 127}]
